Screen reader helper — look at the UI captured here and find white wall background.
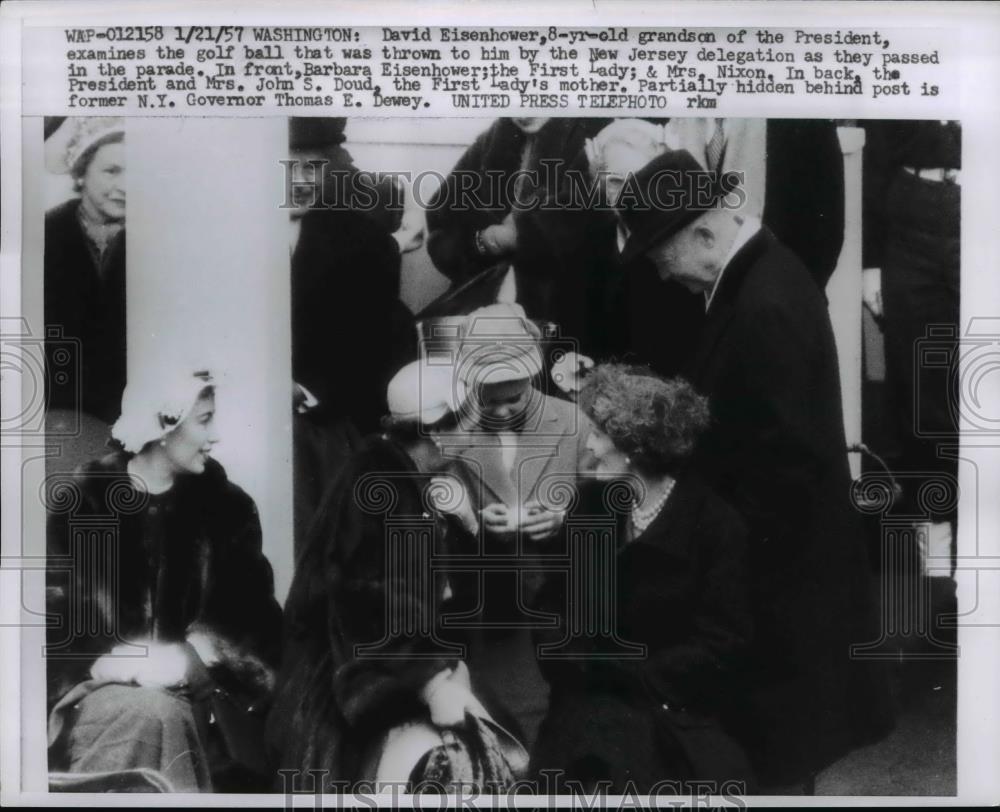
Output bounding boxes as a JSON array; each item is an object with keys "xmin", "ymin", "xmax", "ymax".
[{"xmin": 126, "ymin": 118, "xmax": 294, "ymax": 602}]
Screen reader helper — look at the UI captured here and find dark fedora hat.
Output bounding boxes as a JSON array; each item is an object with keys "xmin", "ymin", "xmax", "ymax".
[
  {"xmin": 289, "ymin": 117, "xmax": 348, "ymax": 151},
  {"xmin": 618, "ymin": 149, "xmax": 733, "ymax": 264}
]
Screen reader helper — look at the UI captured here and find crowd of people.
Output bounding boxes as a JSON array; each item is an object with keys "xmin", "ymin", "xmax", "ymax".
[{"xmin": 42, "ymin": 115, "xmax": 961, "ymax": 795}]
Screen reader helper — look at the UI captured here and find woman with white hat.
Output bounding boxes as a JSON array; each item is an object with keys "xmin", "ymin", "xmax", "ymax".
[
  {"xmin": 268, "ymin": 360, "xmax": 524, "ymax": 791},
  {"xmin": 45, "ymin": 368, "xmax": 283, "ymax": 792},
  {"xmin": 44, "ymin": 117, "xmax": 128, "ymax": 424}
]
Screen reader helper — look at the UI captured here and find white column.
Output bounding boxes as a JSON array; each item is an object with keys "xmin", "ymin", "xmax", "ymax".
[
  {"xmin": 828, "ymin": 126, "xmax": 866, "ymax": 480},
  {"xmin": 126, "ymin": 118, "xmax": 294, "ymax": 603}
]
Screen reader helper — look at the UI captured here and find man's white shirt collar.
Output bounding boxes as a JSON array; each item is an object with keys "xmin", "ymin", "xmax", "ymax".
[
  {"xmin": 616, "ymin": 222, "xmax": 629, "ymax": 254},
  {"xmin": 705, "ymin": 217, "xmax": 761, "ymax": 312}
]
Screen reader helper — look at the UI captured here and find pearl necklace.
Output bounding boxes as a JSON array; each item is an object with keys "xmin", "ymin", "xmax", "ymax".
[{"xmin": 631, "ymin": 479, "xmax": 675, "ymax": 534}]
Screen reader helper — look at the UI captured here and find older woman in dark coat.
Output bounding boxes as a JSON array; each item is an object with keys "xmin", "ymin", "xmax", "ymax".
[
  {"xmin": 45, "ymin": 368, "xmax": 283, "ymax": 792},
  {"xmin": 530, "ymin": 365, "xmax": 754, "ymax": 794}
]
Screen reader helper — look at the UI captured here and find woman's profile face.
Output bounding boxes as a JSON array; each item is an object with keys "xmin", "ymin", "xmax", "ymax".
[
  {"xmin": 162, "ymin": 394, "xmax": 220, "ymax": 476},
  {"xmin": 585, "ymin": 427, "xmax": 631, "ymax": 480},
  {"xmin": 79, "ymin": 141, "xmax": 126, "ymax": 223}
]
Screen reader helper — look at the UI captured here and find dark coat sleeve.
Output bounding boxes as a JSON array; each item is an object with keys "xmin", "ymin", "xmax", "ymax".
[
  {"xmin": 188, "ymin": 483, "xmax": 284, "ymax": 696},
  {"xmin": 535, "ymin": 482, "xmax": 751, "ymax": 713},
  {"xmin": 292, "ymin": 210, "xmax": 411, "ymax": 432},
  {"xmin": 508, "ymin": 142, "xmax": 606, "ymax": 339},
  {"xmin": 763, "ymin": 120, "xmax": 845, "ymax": 290},
  {"xmin": 45, "ymin": 472, "xmax": 107, "ymax": 708},
  {"xmin": 304, "ymin": 447, "xmax": 458, "ymax": 727},
  {"xmin": 426, "ymin": 121, "xmax": 519, "ymax": 284},
  {"xmin": 626, "ymin": 505, "xmax": 750, "ymax": 711},
  {"xmin": 592, "ymin": 517, "xmax": 748, "ymax": 711},
  {"xmin": 45, "ymin": 459, "xmax": 145, "ymax": 708},
  {"xmin": 860, "ymin": 121, "xmax": 897, "ymax": 270},
  {"xmin": 720, "ymin": 298, "xmax": 836, "ymax": 549}
]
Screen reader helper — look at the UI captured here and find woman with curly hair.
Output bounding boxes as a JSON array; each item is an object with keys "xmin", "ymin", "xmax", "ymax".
[{"xmin": 530, "ymin": 364, "xmax": 756, "ymax": 794}]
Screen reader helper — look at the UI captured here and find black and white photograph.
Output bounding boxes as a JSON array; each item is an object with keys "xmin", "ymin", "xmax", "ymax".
[{"xmin": 2, "ymin": 3, "xmax": 999, "ymax": 807}]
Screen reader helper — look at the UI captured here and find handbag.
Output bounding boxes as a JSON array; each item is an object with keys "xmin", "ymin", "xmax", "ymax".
[
  {"xmin": 183, "ymin": 645, "xmax": 272, "ymax": 783},
  {"xmin": 202, "ymin": 685, "xmax": 271, "ymax": 779},
  {"xmin": 360, "ymin": 712, "xmax": 528, "ymax": 790}
]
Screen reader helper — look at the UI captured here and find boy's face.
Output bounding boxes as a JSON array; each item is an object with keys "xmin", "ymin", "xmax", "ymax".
[{"xmin": 475, "ymin": 377, "xmax": 534, "ymax": 430}]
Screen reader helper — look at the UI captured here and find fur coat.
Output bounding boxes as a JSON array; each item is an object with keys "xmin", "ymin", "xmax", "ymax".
[
  {"xmin": 266, "ymin": 436, "xmax": 461, "ymax": 788},
  {"xmin": 45, "ymin": 451, "xmax": 283, "ymax": 712}
]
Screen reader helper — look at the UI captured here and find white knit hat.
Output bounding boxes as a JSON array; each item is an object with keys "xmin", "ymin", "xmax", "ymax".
[
  {"xmin": 456, "ymin": 303, "xmax": 543, "ymax": 388},
  {"xmin": 45, "ymin": 117, "xmax": 125, "ymax": 175},
  {"xmin": 111, "ymin": 368, "xmax": 215, "ymax": 453}
]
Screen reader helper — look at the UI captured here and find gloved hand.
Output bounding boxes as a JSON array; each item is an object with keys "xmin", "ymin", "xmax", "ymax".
[
  {"xmin": 420, "ymin": 664, "xmax": 487, "ymax": 728},
  {"xmin": 862, "ymin": 267, "xmax": 883, "ymax": 320},
  {"xmin": 391, "ymin": 175, "xmax": 425, "ymax": 254}
]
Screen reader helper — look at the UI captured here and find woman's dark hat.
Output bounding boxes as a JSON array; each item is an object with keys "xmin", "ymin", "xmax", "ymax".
[
  {"xmin": 619, "ymin": 149, "xmax": 734, "ymax": 264},
  {"xmin": 289, "ymin": 117, "xmax": 348, "ymax": 151}
]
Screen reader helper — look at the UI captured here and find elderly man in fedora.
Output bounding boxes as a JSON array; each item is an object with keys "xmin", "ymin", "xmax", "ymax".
[
  {"xmin": 443, "ymin": 303, "xmax": 593, "ymax": 751},
  {"xmin": 617, "ymin": 151, "xmax": 893, "ymax": 793}
]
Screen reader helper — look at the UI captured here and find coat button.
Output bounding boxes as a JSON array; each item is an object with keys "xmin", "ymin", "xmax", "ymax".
[{"xmin": 662, "ymin": 702, "xmax": 670, "ymax": 711}]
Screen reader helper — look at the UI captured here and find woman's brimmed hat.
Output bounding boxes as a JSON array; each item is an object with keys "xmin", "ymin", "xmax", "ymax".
[
  {"xmin": 111, "ymin": 368, "xmax": 215, "ymax": 453},
  {"xmin": 387, "ymin": 360, "xmax": 464, "ymax": 426},
  {"xmin": 45, "ymin": 117, "xmax": 125, "ymax": 176}
]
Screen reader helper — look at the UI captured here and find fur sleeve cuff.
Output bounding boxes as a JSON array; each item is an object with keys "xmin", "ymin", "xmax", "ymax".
[{"xmin": 186, "ymin": 623, "xmax": 276, "ymax": 695}]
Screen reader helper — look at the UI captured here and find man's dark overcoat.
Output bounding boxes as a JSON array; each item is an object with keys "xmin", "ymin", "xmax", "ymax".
[{"xmin": 685, "ymin": 228, "xmax": 893, "ymax": 785}]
